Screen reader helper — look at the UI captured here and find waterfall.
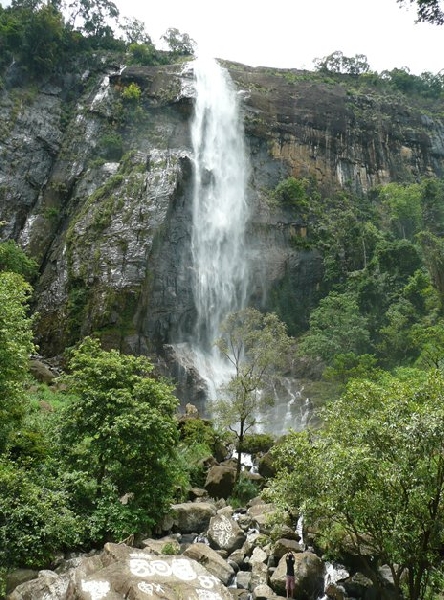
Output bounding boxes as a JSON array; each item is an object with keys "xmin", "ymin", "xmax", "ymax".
[{"xmin": 189, "ymin": 56, "xmax": 248, "ymax": 398}]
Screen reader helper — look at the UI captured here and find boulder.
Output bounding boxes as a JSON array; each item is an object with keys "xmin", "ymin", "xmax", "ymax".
[
  {"xmin": 141, "ymin": 535, "xmax": 181, "ymax": 555},
  {"xmin": 66, "ymin": 543, "xmax": 234, "ymax": 599},
  {"xmin": 273, "ymin": 537, "xmax": 304, "ymax": 559},
  {"xmin": 207, "ymin": 513, "xmax": 246, "ymax": 553},
  {"xmin": 251, "ymin": 582, "xmax": 280, "ymax": 599},
  {"xmin": 204, "ymin": 465, "xmax": 237, "ymax": 499},
  {"xmin": 235, "ymin": 570, "xmax": 252, "ymax": 590},
  {"xmin": 5, "ymin": 569, "xmax": 39, "ymax": 595},
  {"xmin": 269, "ymin": 551, "xmax": 325, "ymax": 600},
  {"xmin": 246, "ymin": 502, "xmax": 276, "ymax": 532},
  {"xmin": 7, "ymin": 570, "xmax": 70, "ymax": 600},
  {"xmin": 183, "ymin": 542, "xmax": 235, "ymax": 586},
  {"xmin": 249, "ymin": 560, "xmax": 268, "ymax": 590},
  {"xmin": 169, "ymin": 501, "xmax": 217, "ymax": 533}
]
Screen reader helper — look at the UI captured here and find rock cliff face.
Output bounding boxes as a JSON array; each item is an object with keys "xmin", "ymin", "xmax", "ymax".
[{"xmin": 1, "ymin": 56, "xmax": 443, "ymax": 390}]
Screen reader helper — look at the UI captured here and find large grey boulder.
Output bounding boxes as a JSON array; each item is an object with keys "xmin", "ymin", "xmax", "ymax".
[
  {"xmin": 70, "ymin": 543, "xmax": 233, "ymax": 599},
  {"xmin": 169, "ymin": 501, "xmax": 217, "ymax": 533},
  {"xmin": 7, "ymin": 570, "xmax": 70, "ymax": 600},
  {"xmin": 269, "ymin": 551, "xmax": 325, "ymax": 600},
  {"xmin": 204, "ymin": 465, "xmax": 237, "ymax": 499},
  {"xmin": 207, "ymin": 513, "xmax": 246, "ymax": 553},
  {"xmin": 183, "ymin": 542, "xmax": 235, "ymax": 586}
]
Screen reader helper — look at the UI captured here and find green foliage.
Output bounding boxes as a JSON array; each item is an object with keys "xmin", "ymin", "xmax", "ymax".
[
  {"xmin": 0, "ymin": 272, "xmax": 35, "ymax": 455},
  {"xmin": 119, "ymin": 17, "xmax": 151, "ymax": 45},
  {"xmin": 65, "ymin": 0, "xmax": 119, "ymax": 38},
  {"xmin": 161, "ymin": 542, "xmax": 179, "ymax": 555},
  {"xmin": 298, "ymin": 291, "xmax": 370, "ymax": 363},
  {"xmin": 160, "ymin": 27, "xmax": 196, "ymax": 57},
  {"xmin": 127, "ymin": 42, "xmax": 167, "ymax": 66},
  {"xmin": 238, "ymin": 432, "xmax": 275, "ymax": 454},
  {"xmin": 228, "ymin": 474, "xmax": 261, "ymax": 508},
  {"xmin": 0, "ymin": 240, "xmax": 37, "ymax": 280},
  {"xmin": 214, "ymin": 309, "xmax": 292, "ymax": 478},
  {"xmin": 176, "ymin": 442, "xmax": 213, "ymax": 490},
  {"xmin": 313, "ymin": 50, "xmax": 370, "ymax": 75},
  {"xmin": 121, "ymin": 82, "xmax": 141, "ymax": 103},
  {"xmin": 398, "ymin": 0, "xmax": 444, "ymax": 24},
  {"xmin": 273, "ymin": 177, "xmax": 310, "ymax": 213},
  {"xmin": 0, "ymin": 460, "xmax": 82, "ymax": 569},
  {"xmin": 57, "ymin": 336, "xmax": 181, "ymax": 541},
  {"xmin": 411, "ymin": 320, "xmax": 444, "ymax": 369},
  {"xmin": 179, "ymin": 417, "xmax": 221, "ymax": 452},
  {"xmin": 377, "ymin": 182, "xmax": 422, "ymax": 239},
  {"xmin": 97, "ymin": 132, "xmax": 123, "ymax": 160},
  {"xmin": 323, "ymin": 353, "xmax": 381, "ymax": 386},
  {"xmin": 266, "ymin": 369, "xmax": 444, "ymax": 600}
]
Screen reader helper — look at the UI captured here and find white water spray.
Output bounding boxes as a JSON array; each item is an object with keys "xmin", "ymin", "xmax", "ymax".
[{"xmin": 189, "ymin": 56, "xmax": 248, "ymax": 396}]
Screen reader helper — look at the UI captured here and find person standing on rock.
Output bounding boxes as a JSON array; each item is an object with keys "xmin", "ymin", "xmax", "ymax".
[{"xmin": 285, "ymin": 551, "xmax": 295, "ymax": 599}]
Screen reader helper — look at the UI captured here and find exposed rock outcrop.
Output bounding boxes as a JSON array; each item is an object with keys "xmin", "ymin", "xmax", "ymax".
[{"xmin": 1, "ymin": 56, "xmax": 443, "ymax": 408}]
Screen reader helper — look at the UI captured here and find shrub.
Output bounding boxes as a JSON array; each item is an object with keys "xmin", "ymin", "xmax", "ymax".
[
  {"xmin": 121, "ymin": 82, "xmax": 141, "ymax": 103},
  {"xmin": 228, "ymin": 475, "xmax": 260, "ymax": 508},
  {"xmin": 238, "ymin": 433, "xmax": 275, "ymax": 455}
]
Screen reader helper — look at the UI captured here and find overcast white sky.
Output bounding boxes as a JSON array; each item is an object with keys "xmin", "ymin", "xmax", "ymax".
[{"xmin": 114, "ymin": 0, "xmax": 443, "ymax": 75}]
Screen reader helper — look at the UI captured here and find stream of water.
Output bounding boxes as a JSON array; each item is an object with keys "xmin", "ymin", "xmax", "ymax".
[
  {"xmin": 175, "ymin": 57, "xmax": 313, "ymax": 435},
  {"xmin": 187, "ymin": 56, "xmax": 248, "ymax": 398}
]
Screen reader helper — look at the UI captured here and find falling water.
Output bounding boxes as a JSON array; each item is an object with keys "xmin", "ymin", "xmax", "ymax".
[{"xmin": 189, "ymin": 56, "xmax": 248, "ymax": 396}]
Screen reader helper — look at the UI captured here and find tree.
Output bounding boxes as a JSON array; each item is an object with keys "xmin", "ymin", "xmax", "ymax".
[
  {"xmin": 161, "ymin": 27, "xmax": 196, "ymax": 56},
  {"xmin": 0, "ymin": 271, "xmax": 35, "ymax": 455},
  {"xmin": 64, "ymin": 0, "xmax": 119, "ymax": 37},
  {"xmin": 398, "ymin": 0, "xmax": 444, "ymax": 24},
  {"xmin": 119, "ymin": 16, "xmax": 151, "ymax": 45},
  {"xmin": 266, "ymin": 369, "xmax": 444, "ymax": 600},
  {"xmin": 298, "ymin": 291, "xmax": 370, "ymax": 363},
  {"xmin": 213, "ymin": 308, "xmax": 292, "ymax": 479},
  {"xmin": 313, "ymin": 50, "xmax": 370, "ymax": 75},
  {"xmin": 0, "ymin": 240, "xmax": 37, "ymax": 281},
  {"xmin": 378, "ymin": 182, "xmax": 422, "ymax": 240},
  {"xmin": 58, "ymin": 337, "xmax": 181, "ymax": 540}
]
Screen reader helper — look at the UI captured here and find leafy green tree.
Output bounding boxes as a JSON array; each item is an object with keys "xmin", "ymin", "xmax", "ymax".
[
  {"xmin": 420, "ymin": 178, "xmax": 444, "ymax": 236},
  {"xmin": 313, "ymin": 50, "xmax": 370, "ymax": 75},
  {"xmin": 0, "ymin": 460, "xmax": 82, "ymax": 569},
  {"xmin": 418, "ymin": 231, "xmax": 444, "ymax": 304},
  {"xmin": 377, "ymin": 297, "xmax": 418, "ymax": 365},
  {"xmin": 323, "ymin": 352, "xmax": 380, "ymax": 386},
  {"xmin": 0, "ymin": 271, "xmax": 35, "ymax": 455},
  {"xmin": 65, "ymin": 0, "xmax": 119, "ymax": 37},
  {"xmin": 213, "ymin": 308, "xmax": 292, "ymax": 479},
  {"xmin": 273, "ymin": 176, "xmax": 310, "ymax": 212},
  {"xmin": 378, "ymin": 182, "xmax": 422, "ymax": 240},
  {"xmin": 411, "ymin": 321, "xmax": 444, "ymax": 368},
  {"xmin": 266, "ymin": 369, "xmax": 444, "ymax": 600},
  {"xmin": 119, "ymin": 16, "xmax": 151, "ymax": 45},
  {"xmin": 398, "ymin": 0, "xmax": 444, "ymax": 24},
  {"xmin": 0, "ymin": 240, "xmax": 37, "ymax": 280},
  {"xmin": 58, "ymin": 336, "xmax": 181, "ymax": 539},
  {"xmin": 298, "ymin": 291, "xmax": 370, "ymax": 363},
  {"xmin": 161, "ymin": 27, "xmax": 196, "ymax": 56}
]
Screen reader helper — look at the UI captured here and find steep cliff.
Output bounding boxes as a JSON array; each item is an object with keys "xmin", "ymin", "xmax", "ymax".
[{"xmin": 1, "ymin": 55, "xmax": 443, "ymax": 380}]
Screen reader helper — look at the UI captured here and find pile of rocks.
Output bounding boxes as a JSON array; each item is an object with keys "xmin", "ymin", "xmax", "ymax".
[{"xmin": 6, "ymin": 495, "xmax": 396, "ymax": 600}]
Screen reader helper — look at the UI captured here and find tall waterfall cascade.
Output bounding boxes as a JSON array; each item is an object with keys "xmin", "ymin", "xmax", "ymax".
[
  {"xmin": 191, "ymin": 56, "xmax": 248, "ymax": 350},
  {"xmin": 172, "ymin": 57, "xmax": 312, "ymax": 434},
  {"xmin": 188, "ymin": 56, "xmax": 249, "ymax": 400}
]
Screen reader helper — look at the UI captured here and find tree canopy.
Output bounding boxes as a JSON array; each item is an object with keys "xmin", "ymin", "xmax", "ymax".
[
  {"xmin": 399, "ymin": 0, "xmax": 444, "ymax": 23},
  {"xmin": 213, "ymin": 308, "xmax": 292, "ymax": 477},
  {"xmin": 58, "ymin": 336, "xmax": 181, "ymax": 539},
  {"xmin": 0, "ymin": 270, "xmax": 35, "ymax": 455},
  {"xmin": 266, "ymin": 369, "xmax": 444, "ymax": 600}
]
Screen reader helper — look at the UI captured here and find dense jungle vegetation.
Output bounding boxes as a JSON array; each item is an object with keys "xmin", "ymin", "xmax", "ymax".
[{"xmin": 2, "ymin": 1, "xmax": 444, "ymax": 598}]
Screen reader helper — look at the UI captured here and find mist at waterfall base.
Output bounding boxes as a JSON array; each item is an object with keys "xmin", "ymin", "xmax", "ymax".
[{"xmin": 172, "ymin": 57, "xmax": 312, "ymax": 436}]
